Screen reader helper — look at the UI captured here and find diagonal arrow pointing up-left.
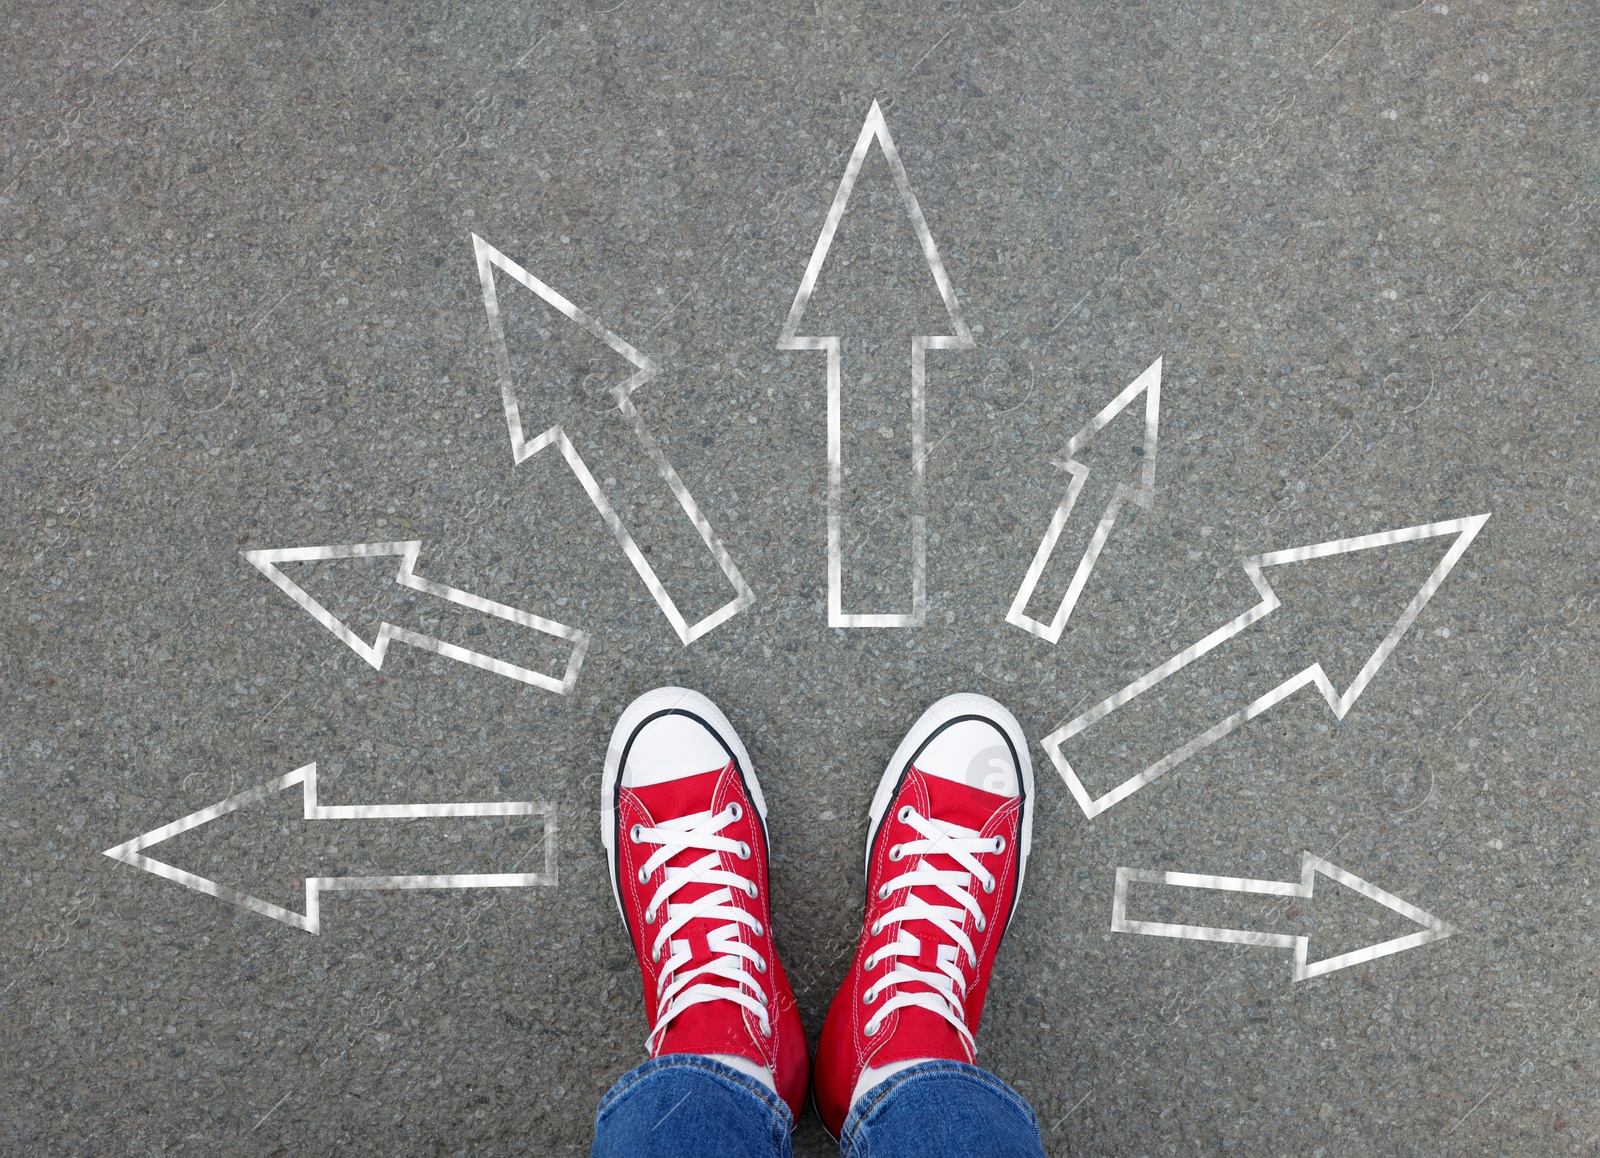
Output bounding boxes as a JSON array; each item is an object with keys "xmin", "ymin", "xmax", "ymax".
[
  {"xmin": 103, "ymin": 763, "xmax": 556, "ymax": 934},
  {"xmin": 243, "ymin": 541, "xmax": 589, "ymax": 694}
]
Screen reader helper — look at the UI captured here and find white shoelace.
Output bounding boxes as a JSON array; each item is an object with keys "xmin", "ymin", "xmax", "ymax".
[
  {"xmin": 862, "ymin": 805, "xmax": 1005, "ymax": 1053},
  {"xmin": 630, "ymin": 802, "xmax": 770, "ymax": 1054}
]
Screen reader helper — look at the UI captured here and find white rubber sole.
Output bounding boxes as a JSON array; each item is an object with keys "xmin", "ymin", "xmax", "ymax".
[
  {"xmin": 864, "ymin": 693, "xmax": 1035, "ymax": 907},
  {"xmin": 600, "ymin": 686, "xmax": 767, "ymax": 923}
]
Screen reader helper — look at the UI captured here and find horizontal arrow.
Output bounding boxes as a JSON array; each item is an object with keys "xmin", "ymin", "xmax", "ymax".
[
  {"xmin": 1008, "ymin": 356, "xmax": 1162, "ymax": 642},
  {"xmin": 243, "ymin": 541, "xmax": 588, "ymax": 694},
  {"xmin": 1043, "ymin": 513, "xmax": 1490, "ymax": 818},
  {"xmin": 777, "ymin": 99, "xmax": 973, "ymax": 628},
  {"xmin": 102, "ymin": 763, "xmax": 556, "ymax": 934},
  {"xmin": 1111, "ymin": 852, "xmax": 1454, "ymax": 981}
]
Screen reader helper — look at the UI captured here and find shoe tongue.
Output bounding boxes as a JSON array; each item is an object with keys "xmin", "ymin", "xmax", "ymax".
[
  {"xmin": 629, "ymin": 764, "xmax": 729, "ymax": 820},
  {"xmin": 910, "ymin": 765, "xmax": 1011, "ymax": 832}
]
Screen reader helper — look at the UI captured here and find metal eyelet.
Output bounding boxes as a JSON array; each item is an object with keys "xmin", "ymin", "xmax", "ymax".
[
  {"xmin": 887, "ymin": 844, "xmax": 903, "ymax": 862},
  {"xmin": 975, "ymin": 915, "xmax": 986, "ymax": 933},
  {"xmin": 752, "ymin": 921, "xmax": 764, "ymax": 937},
  {"xmin": 897, "ymin": 805, "xmax": 914, "ymax": 823},
  {"xmin": 862, "ymin": 988, "xmax": 878, "ymax": 1005},
  {"xmin": 863, "ymin": 1021, "xmax": 879, "ymax": 1037},
  {"xmin": 983, "ymin": 876, "xmax": 996, "ymax": 894},
  {"xmin": 728, "ymin": 802, "xmax": 743, "ymax": 821},
  {"xmin": 737, "ymin": 841, "xmax": 751, "ymax": 859},
  {"xmin": 755, "ymin": 957, "xmax": 767, "ymax": 974},
  {"xmin": 878, "ymin": 885, "xmax": 891, "ymax": 900},
  {"xmin": 629, "ymin": 824, "xmax": 644, "ymax": 843},
  {"xmin": 870, "ymin": 918, "xmax": 884, "ymax": 936},
  {"xmin": 651, "ymin": 946, "xmax": 661, "ymax": 962},
  {"xmin": 746, "ymin": 881, "xmax": 759, "ymax": 899},
  {"xmin": 993, "ymin": 835, "xmax": 1006, "ymax": 854},
  {"xmin": 638, "ymin": 867, "xmax": 650, "ymax": 884},
  {"xmin": 644, "ymin": 909, "xmax": 655, "ymax": 925}
]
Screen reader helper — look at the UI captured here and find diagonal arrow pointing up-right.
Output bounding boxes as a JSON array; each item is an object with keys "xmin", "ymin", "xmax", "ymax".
[{"xmin": 1043, "ymin": 513, "xmax": 1491, "ymax": 818}]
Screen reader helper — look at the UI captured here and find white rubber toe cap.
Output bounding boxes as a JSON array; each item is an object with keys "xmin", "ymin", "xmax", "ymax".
[
  {"xmin": 914, "ymin": 718, "xmax": 1020, "ymax": 797},
  {"xmin": 619, "ymin": 712, "xmax": 731, "ymax": 787}
]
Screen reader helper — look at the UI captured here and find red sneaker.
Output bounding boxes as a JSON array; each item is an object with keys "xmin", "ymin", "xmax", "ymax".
[
  {"xmin": 813, "ymin": 693, "xmax": 1034, "ymax": 1138},
  {"xmin": 601, "ymin": 687, "xmax": 809, "ymax": 1120}
]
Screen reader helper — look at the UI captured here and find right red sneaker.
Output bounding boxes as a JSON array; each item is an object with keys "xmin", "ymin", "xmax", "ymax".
[{"xmin": 813, "ymin": 693, "xmax": 1034, "ymax": 1138}]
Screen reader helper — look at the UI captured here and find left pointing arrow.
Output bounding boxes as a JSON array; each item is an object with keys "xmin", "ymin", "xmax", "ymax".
[
  {"xmin": 243, "ymin": 541, "xmax": 589, "ymax": 694},
  {"xmin": 103, "ymin": 763, "xmax": 556, "ymax": 934}
]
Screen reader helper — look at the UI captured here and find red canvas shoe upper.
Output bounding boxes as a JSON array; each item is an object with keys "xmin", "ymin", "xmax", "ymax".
[
  {"xmin": 815, "ymin": 700, "xmax": 1032, "ymax": 1138},
  {"xmin": 603, "ymin": 691, "xmax": 809, "ymax": 1120}
]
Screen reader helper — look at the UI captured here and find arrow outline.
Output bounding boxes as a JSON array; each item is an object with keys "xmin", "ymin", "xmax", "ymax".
[
  {"xmin": 243, "ymin": 541, "xmax": 589, "ymax": 694},
  {"xmin": 778, "ymin": 99, "xmax": 974, "ymax": 628},
  {"xmin": 1111, "ymin": 851, "xmax": 1454, "ymax": 980},
  {"xmin": 1044, "ymin": 512, "xmax": 1491, "ymax": 818},
  {"xmin": 1007, "ymin": 357, "xmax": 1162, "ymax": 642},
  {"xmin": 103, "ymin": 763, "xmax": 557, "ymax": 934},
  {"xmin": 473, "ymin": 234, "xmax": 754, "ymax": 646}
]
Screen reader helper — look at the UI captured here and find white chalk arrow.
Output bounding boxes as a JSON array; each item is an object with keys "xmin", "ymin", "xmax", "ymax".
[
  {"xmin": 243, "ymin": 541, "xmax": 588, "ymax": 694},
  {"xmin": 103, "ymin": 763, "xmax": 556, "ymax": 934},
  {"xmin": 1007, "ymin": 357, "xmax": 1162, "ymax": 642},
  {"xmin": 473, "ymin": 234, "xmax": 753, "ymax": 646},
  {"xmin": 777, "ymin": 100, "xmax": 974, "ymax": 628},
  {"xmin": 1043, "ymin": 513, "xmax": 1491, "ymax": 818},
  {"xmin": 1112, "ymin": 852, "xmax": 1454, "ymax": 980}
]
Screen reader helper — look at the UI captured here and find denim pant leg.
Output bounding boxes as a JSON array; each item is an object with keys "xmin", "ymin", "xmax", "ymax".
[
  {"xmin": 592, "ymin": 1054, "xmax": 794, "ymax": 1158},
  {"xmin": 838, "ymin": 1060, "xmax": 1046, "ymax": 1158}
]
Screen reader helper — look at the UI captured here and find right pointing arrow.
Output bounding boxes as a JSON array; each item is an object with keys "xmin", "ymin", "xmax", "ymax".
[
  {"xmin": 243, "ymin": 541, "xmax": 588, "ymax": 694},
  {"xmin": 1007, "ymin": 357, "xmax": 1162, "ymax": 642},
  {"xmin": 1112, "ymin": 852, "xmax": 1454, "ymax": 981},
  {"xmin": 1043, "ymin": 513, "xmax": 1491, "ymax": 818}
]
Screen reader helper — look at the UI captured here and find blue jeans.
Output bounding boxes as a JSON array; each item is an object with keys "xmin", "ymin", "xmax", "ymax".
[{"xmin": 591, "ymin": 1055, "xmax": 1046, "ymax": 1158}]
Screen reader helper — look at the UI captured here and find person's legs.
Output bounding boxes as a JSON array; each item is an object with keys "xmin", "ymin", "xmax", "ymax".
[
  {"xmin": 812, "ymin": 694, "xmax": 1040, "ymax": 1148},
  {"xmin": 594, "ymin": 687, "xmax": 809, "ymax": 1155},
  {"xmin": 836, "ymin": 1060, "xmax": 1044, "ymax": 1158},
  {"xmin": 592, "ymin": 1055, "xmax": 793, "ymax": 1158}
]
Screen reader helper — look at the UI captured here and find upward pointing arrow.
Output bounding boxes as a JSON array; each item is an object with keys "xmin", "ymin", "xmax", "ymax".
[
  {"xmin": 778, "ymin": 100, "xmax": 973, "ymax": 628},
  {"xmin": 1043, "ymin": 513, "xmax": 1491, "ymax": 818},
  {"xmin": 1008, "ymin": 357, "xmax": 1162, "ymax": 642}
]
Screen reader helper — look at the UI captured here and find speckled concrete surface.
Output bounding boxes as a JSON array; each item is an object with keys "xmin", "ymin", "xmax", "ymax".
[{"xmin": 3, "ymin": 1, "xmax": 1597, "ymax": 1154}]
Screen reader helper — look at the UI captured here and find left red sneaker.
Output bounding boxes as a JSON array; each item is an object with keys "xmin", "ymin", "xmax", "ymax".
[
  {"xmin": 601, "ymin": 687, "xmax": 809, "ymax": 1121},
  {"xmin": 813, "ymin": 693, "xmax": 1034, "ymax": 1139}
]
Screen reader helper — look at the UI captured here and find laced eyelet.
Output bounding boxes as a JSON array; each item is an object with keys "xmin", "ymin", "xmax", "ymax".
[
  {"xmin": 982, "ymin": 876, "xmax": 996, "ymax": 894},
  {"xmin": 728, "ymin": 802, "xmax": 742, "ymax": 821},
  {"xmin": 862, "ymin": 988, "xmax": 878, "ymax": 1005},
  {"xmin": 897, "ymin": 805, "xmax": 914, "ymax": 823},
  {"xmin": 629, "ymin": 824, "xmax": 644, "ymax": 843},
  {"xmin": 746, "ymin": 881, "xmax": 759, "ymax": 899},
  {"xmin": 644, "ymin": 909, "xmax": 655, "ymax": 925},
  {"xmin": 863, "ymin": 1021, "xmax": 879, "ymax": 1037},
  {"xmin": 975, "ymin": 916, "xmax": 987, "ymax": 933},
  {"xmin": 888, "ymin": 844, "xmax": 903, "ymax": 862},
  {"xmin": 638, "ymin": 867, "xmax": 650, "ymax": 884},
  {"xmin": 870, "ymin": 918, "xmax": 884, "ymax": 936},
  {"xmin": 877, "ymin": 884, "xmax": 890, "ymax": 900},
  {"xmin": 737, "ymin": 841, "xmax": 751, "ymax": 860},
  {"xmin": 992, "ymin": 835, "xmax": 1006, "ymax": 854},
  {"xmin": 755, "ymin": 957, "xmax": 767, "ymax": 973},
  {"xmin": 751, "ymin": 921, "xmax": 764, "ymax": 937},
  {"xmin": 651, "ymin": 946, "xmax": 661, "ymax": 962}
]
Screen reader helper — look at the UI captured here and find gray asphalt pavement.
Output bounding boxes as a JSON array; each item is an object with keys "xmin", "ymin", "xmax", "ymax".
[{"xmin": 3, "ymin": 1, "xmax": 1597, "ymax": 1154}]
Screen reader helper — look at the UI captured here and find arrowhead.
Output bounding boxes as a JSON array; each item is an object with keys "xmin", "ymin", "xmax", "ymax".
[
  {"xmin": 778, "ymin": 101, "xmax": 971, "ymax": 346},
  {"xmin": 1296, "ymin": 852, "xmax": 1453, "ymax": 980},
  {"xmin": 472, "ymin": 234, "xmax": 658, "ymax": 462},
  {"xmin": 103, "ymin": 765, "xmax": 322, "ymax": 933},
  {"xmin": 1053, "ymin": 357, "xmax": 1162, "ymax": 508},
  {"xmin": 243, "ymin": 542, "xmax": 417, "ymax": 668},
  {"xmin": 1247, "ymin": 513, "xmax": 1490, "ymax": 716}
]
